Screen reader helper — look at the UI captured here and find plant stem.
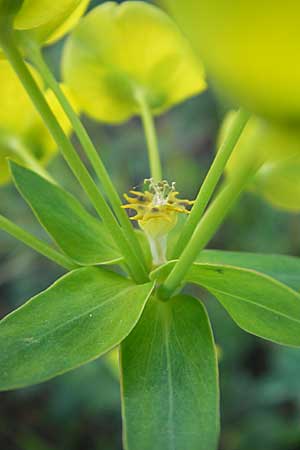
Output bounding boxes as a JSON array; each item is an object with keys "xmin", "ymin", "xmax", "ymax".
[
  {"xmin": 172, "ymin": 108, "xmax": 250, "ymax": 258},
  {"xmin": 0, "ymin": 214, "xmax": 77, "ymax": 271},
  {"xmin": 159, "ymin": 138, "xmax": 259, "ymax": 300},
  {"xmin": 23, "ymin": 39, "xmax": 147, "ymax": 270},
  {"xmin": 136, "ymin": 92, "xmax": 162, "ymax": 182},
  {"xmin": 0, "ymin": 31, "xmax": 148, "ymax": 283}
]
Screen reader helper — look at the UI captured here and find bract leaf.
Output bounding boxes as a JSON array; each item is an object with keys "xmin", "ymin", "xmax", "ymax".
[
  {"xmin": 121, "ymin": 294, "xmax": 219, "ymax": 450},
  {"xmin": 0, "ymin": 60, "xmax": 76, "ymax": 184},
  {"xmin": 221, "ymin": 112, "xmax": 300, "ymax": 211},
  {"xmin": 187, "ymin": 264, "xmax": 300, "ymax": 347},
  {"xmin": 0, "ymin": 266, "xmax": 154, "ymax": 390},
  {"xmin": 164, "ymin": 0, "xmax": 300, "ymax": 122},
  {"xmin": 10, "ymin": 161, "xmax": 121, "ymax": 265},
  {"xmin": 62, "ymin": 1, "xmax": 205, "ymax": 123}
]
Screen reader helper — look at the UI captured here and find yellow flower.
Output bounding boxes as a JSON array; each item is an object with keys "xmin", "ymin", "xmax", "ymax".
[
  {"xmin": 0, "ymin": 59, "xmax": 77, "ymax": 184},
  {"xmin": 123, "ymin": 179, "xmax": 193, "ymax": 266},
  {"xmin": 0, "ymin": 0, "xmax": 89, "ymax": 54},
  {"xmin": 62, "ymin": 1, "xmax": 206, "ymax": 124}
]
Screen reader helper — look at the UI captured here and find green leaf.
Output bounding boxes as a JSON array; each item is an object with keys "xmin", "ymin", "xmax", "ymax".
[
  {"xmin": 10, "ymin": 161, "xmax": 121, "ymax": 265},
  {"xmin": 121, "ymin": 294, "xmax": 219, "ymax": 450},
  {"xmin": 187, "ymin": 264, "xmax": 300, "ymax": 347},
  {"xmin": 196, "ymin": 250, "xmax": 300, "ymax": 291},
  {"xmin": 0, "ymin": 267, "xmax": 154, "ymax": 390}
]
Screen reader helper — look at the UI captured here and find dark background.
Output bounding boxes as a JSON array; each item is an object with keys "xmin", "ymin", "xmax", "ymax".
[{"xmin": 1, "ymin": 1, "xmax": 300, "ymax": 449}]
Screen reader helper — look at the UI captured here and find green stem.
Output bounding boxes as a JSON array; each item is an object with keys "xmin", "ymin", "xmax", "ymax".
[
  {"xmin": 9, "ymin": 138, "xmax": 54, "ymax": 183},
  {"xmin": 172, "ymin": 108, "xmax": 250, "ymax": 258},
  {"xmin": 0, "ymin": 214, "xmax": 77, "ymax": 271},
  {"xmin": 0, "ymin": 31, "xmax": 148, "ymax": 283},
  {"xmin": 23, "ymin": 39, "xmax": 147, "ymax": 270},
  {"xmin": 159, "ymin": 137, "xmax": 259, "ymax": 300},
  {"xmin": 136, "ymin": 92, "xmax": 162, "ymax": 182}
]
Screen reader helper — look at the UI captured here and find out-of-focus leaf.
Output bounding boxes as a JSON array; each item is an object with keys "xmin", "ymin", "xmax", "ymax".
[
  {"xmin": 0, "ymin": 266, "xmax": 154, "ymax": 390},
  {"xmin": 220, "ymin": 112, "xmax": 300, "ymax": 211},
  {"xmin": 11, "ymin": 161, "xmax": 121, "ymax": 265},
  {"xmin": 121, "ymin": 294, "xmax": 219, "ymax": 450},
  {"xmin": 0, "ymin": 60, "xmax": 77, "ymax": 184},
  {"xmin": 164, "ymin": 0, "xmax": 300, "ymax": 122},
  {"xmin": 62, "ymin": 1, "xmax": 205, "ymax": 123}
]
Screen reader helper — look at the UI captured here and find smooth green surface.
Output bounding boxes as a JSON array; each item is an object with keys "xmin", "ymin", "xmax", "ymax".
[
  {"xmin": 187, "ymin": 264, "xmax": 300, "ymax": 347},
  {"xmin": 121, "ymin": 294, "xmax": 219, "ymax": 450},
  {"xmin": 196, "ymin": 250, "xmax": 300, "ymax": 291},
  {"xmin": 0, "ymin": 267, "xmax": 154, "ymax": 390},
  {"xmin": 0, "ymin": 214, "xmax": 78, "ymax": 270},
  {"xmin": 173, "ymin": 108, "xmax": 250, "ymax": 258},
  {"xmin": 62, "ymin": 1, "xmax": 205, "ymax": 123},
  {"xmin": 221, "ymin": 112, "xmax": 300, "ymax": 211},
  {"xmin": 152, "ymin": 250, "xmax": 300, "ymax": 292},
  {"xmin": 11, "ymin": 161, "xmax": 121, "ymax": 266},
  {"xmin": 164, "ymin": 0, "xmax": 300, "ymax": 122}
]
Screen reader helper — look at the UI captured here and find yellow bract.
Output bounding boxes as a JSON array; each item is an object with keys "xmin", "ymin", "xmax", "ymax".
[
  {"xmin": 0, "ymin": 0, "xmax": 88, "ymax": 55},
  {"xmin": 221, "ymin": 112, "xmax": 300, "ymax": 212},
  {"xmin": 14, "ymin": 0, "xmax": 82, "ymax": 30},
  {"xmin": 62, "ymin": 1, "xmax": 206, "ymax": 123},
  {"xmin": 164, "ymin": 0, "xmax": 300, "ymax": 123},
  {"xmin": 0, "ymin": 60, "xmax": 76, "ymax": 185}
]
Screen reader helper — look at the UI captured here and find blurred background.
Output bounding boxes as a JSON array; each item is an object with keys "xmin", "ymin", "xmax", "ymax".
[{"xmin": 1, "ymin": 1, "xmax": 300, "ymax": 449}]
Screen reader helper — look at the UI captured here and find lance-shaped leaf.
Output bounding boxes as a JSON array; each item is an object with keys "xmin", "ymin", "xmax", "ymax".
[
  {"xmin": 121, "ymin": 294, "xmax": 219, "ymax": 450},
  {"xmin": 10, "ymin": 161, "xmax": 121, "ymax": 265},
  {"xmin": 0, "ymin": 267, "xmax": 154, "ymax": 391},
  {"xmin": 187, "ymin": 264, "xmax": 300, "ymax": 347},
  {"xmin": 196, "ymin": 250, "xmax": 300, "ymax": 291}
]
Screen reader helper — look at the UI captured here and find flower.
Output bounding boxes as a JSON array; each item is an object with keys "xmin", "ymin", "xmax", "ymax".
[
  {"xmin": 123, "ymin": 179, "xmax": 194, "ymax": 265},
  {"xmin": 0, "ymin": 0, "xmax": 89, "ymax": 53},
  {"xmin": 62, "ymin": 1, "xmax": 206, "ymax": 124},
  {"xmin": 0, "ymin": 59, "xmax": 77, "ymax": 184}
]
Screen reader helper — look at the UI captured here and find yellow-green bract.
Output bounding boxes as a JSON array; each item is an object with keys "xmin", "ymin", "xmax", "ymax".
[
  {"xmin": 0, "ymin": 59, "xmax": 76, "ymax": 184},
  {"xmin": 163, "ymin": 0, "xmax": 300, "ymax": 123},
  {"xmin": 220, "ymin": 112, "xmax": 300, "ymax": 212},
  {"xmin": 0, "ymin": 0, "xmax": 89, "ymax": 50},
  {"xmin": 62, "ymin": 1, "xmax": 206, "ymax": 124}
]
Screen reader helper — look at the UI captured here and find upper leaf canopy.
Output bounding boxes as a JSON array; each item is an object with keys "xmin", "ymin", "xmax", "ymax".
[
  {"xmin": 164, "ymin": 0, "xmax": 300, "ymax": 123},
  {"xmin": 62, "ymin": 1, "xmax": 206, "ymax": 124},
  {"xmin": 0, "ymin": 59, "xmax": 76, "ymax": 185}
]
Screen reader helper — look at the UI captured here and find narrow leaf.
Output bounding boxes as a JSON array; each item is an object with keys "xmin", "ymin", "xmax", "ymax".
[
  {"xmin": 0, "ymin": 267, "xmax": 154, "ymax": 390},
  {"xmin": 197, "ymin": 249, "xmax": 300, "ymax": 291},
  {"xmin": 10, "ymin": 161, "xmax": 121, "ymax": 265},
  {"xmin": 187, "ymin": 264, "xmax": 300, "ymax": 347},
  {"xmin": 121, "ymin": 294, "xmax": 219, "ymax": 450}
]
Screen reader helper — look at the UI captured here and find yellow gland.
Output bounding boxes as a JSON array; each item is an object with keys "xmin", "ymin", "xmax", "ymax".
[{"xmin": 122, "ymin": 179, "xmax": 194, "ymax": 266}]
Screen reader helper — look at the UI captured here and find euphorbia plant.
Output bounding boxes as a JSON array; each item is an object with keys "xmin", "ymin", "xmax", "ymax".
[{"xmin": 1, "ymin": 2, "xmax": 300, "ymax": 450}]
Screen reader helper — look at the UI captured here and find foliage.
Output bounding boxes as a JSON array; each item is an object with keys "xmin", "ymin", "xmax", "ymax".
[{"xmin": 0, "ymin": 1, "xmax": 300, "ymax": 450}]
